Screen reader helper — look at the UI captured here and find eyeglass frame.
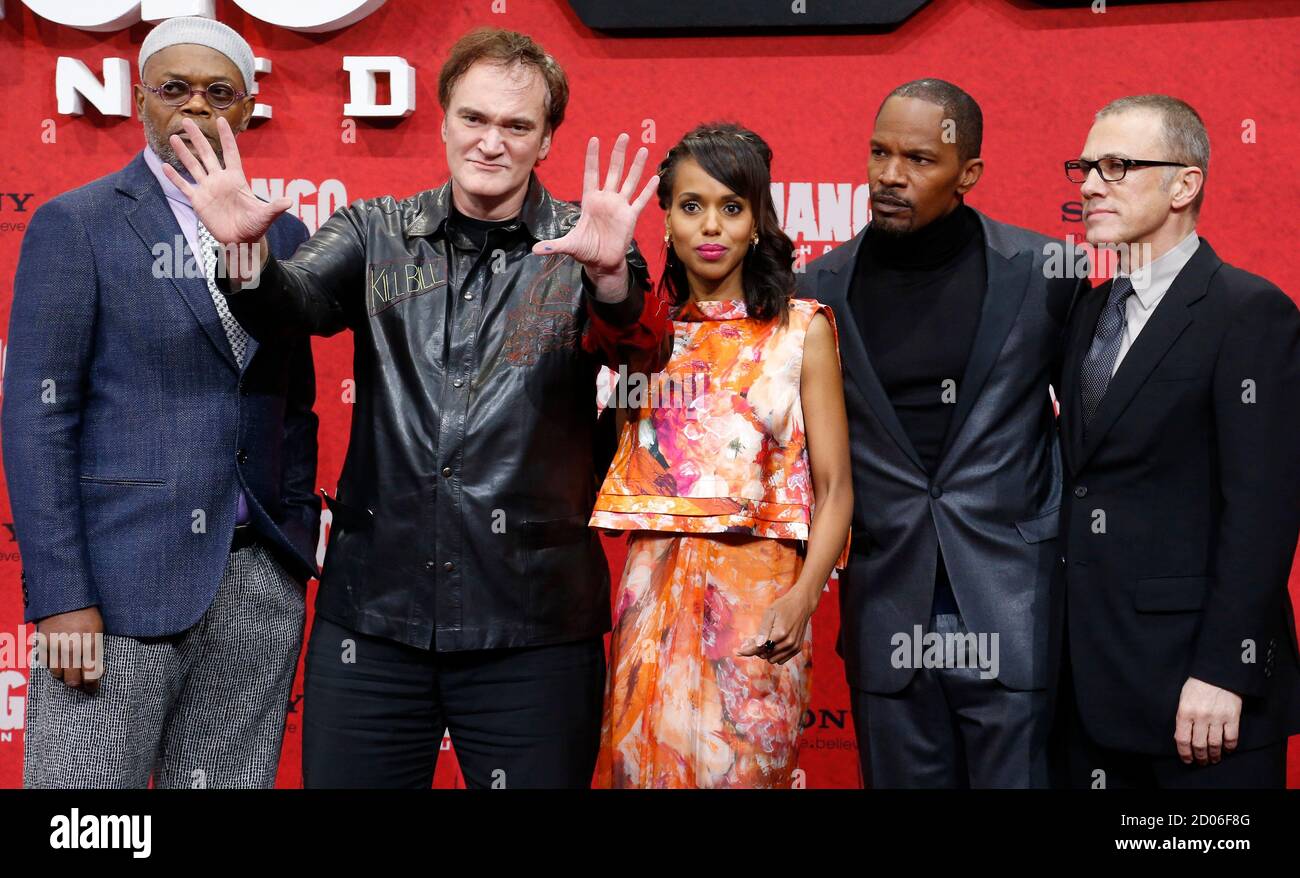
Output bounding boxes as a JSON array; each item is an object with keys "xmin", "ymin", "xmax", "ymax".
[
  {"xmin": 139, "ymin": 79, "xmax": 248, "ymax": 111},
  {"xmin": 1064, "ymin": 157, "xmax": 1190, "ymax": 184}
]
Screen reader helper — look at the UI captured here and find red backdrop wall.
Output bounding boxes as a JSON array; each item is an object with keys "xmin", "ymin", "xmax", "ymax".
[{"xmin": 1, "ymin": 0, "xmax": 1298, "ymax": 788}]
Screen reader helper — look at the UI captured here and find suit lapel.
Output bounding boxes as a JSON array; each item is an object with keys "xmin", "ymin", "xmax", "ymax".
[
  {"xmin": 239, "ymin": 237, "xmax": 262, "ymax": 369},
  {"xmin": 117, "ymin": 154, "xmax": 240, "ymax": 374},
  {"xmin": 1059, "ymin": 280, "xmax": 1107, "ymax": 472},
  {"xmin": 936, "ymin": 239, "xmax": 1034, "ymax": 462},
  {"xmin": 1073, "ymin": 238, "xmax": 1219, "ymax": 472},
  {"xmin": 818, "ymin": 233, "xmax": 926, "ymax": 472},
  {"xmin": 242, "ymin": 332, "xmax": 260, "ymax": 371}
]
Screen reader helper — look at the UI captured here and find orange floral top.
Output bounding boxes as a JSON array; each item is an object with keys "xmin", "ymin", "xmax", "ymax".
[{"xmin": 590, "ymin": 296, "xmax": 850, "ymax": 569}]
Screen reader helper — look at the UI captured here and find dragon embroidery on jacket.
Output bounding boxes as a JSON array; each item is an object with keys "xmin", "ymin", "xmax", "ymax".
[{"xmin": 501, "ymin": 253, "xmax": 582, "ymax": 366}]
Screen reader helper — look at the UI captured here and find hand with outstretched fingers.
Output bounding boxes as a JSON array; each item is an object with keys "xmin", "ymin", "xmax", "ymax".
[
  {"xmin": 532, "ymin": 133, "xmax": 659, "ymax": 286},
  {"xmin": 162, "ymin": 116, "xmax": 293, "ymax": 247}
]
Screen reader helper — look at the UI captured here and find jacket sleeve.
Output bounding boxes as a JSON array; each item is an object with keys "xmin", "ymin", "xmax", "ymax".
[
  {"xmin": 278, "ymin": 330, "xmax": 321, "ymax": 579},
  {"xmin": 1045, "ymin": 238, "xmax": 1091, "ymax": 395},
  {"xmin": 1049, "ymin": 275, "xmax": 1091, "ymax": 401},
  {"xmin": 222, "ymin": 202, "xmax": 370, "ymax": 340},
  {"xmin": 1, "ymin": 199, "xmax": 100, "ymax": 620},
  {"xmin": 268, "ymin": 218, "xmax": 321, "ymax": 578},
  {"xmin": 1189, "ymin": 284, "xmax": 1300, "ymax": 697},
  {"xmin": 581, "ymin": 238, "xmax": 669, "ymax": 370}
]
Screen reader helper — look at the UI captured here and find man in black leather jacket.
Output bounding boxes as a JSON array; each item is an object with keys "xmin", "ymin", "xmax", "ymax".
[{"xmin": 166, "ymin": 28, "xmax": 665, "ymax": 787}]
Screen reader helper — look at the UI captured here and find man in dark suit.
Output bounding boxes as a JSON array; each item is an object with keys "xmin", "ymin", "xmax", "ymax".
[
  {"xmin": 1058, "ymin": 94, "xmax": 1300, "ymax": 788},
  {"xmin": 2, "ymin": 17, "xmax": 319, "ymax": 788},
  {"xmin": 799, "ymin": 80, "xmax": 1086, "ymax": 787}
]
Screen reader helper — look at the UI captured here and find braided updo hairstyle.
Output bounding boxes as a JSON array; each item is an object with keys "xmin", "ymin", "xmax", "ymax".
[{"xmin": 656, "ymin": 122, "xmax": 795, "ymax": 323}]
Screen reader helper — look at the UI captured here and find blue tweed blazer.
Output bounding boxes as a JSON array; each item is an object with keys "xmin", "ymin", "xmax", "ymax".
[{"xmin": 3, "ymin": 152, "xmax": 320, "ymax": 636}]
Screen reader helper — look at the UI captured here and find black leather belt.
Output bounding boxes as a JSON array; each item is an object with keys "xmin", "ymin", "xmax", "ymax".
[{"xmin": 230, "ymin": 523, "xmax": 259, "ymax": 552}]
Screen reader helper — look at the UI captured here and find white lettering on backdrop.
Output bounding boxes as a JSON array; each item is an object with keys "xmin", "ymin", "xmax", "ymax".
[{"xmin": 11, "ymin": 0, "xmax": 384, "ymax": 31}]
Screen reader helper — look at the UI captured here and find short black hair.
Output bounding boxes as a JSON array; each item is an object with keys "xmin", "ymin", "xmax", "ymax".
[{"xmin": 877, "ymin": 79, "xmax": 983, "ymax": 162}]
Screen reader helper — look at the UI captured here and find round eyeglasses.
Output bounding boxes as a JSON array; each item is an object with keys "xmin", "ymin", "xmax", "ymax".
[{"xmin": 140, "ymin": 79, "xmax": 247, "ymax": 111}]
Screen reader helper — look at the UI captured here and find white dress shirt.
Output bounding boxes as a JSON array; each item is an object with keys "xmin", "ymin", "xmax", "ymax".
[{"xmin": 1111, "ymin": 229, "xmax": 1200, "ymax": 375}]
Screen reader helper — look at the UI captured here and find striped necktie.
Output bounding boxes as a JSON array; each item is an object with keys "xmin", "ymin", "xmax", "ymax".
[{"xmin": 1079, "ymin": 275, "xmax": 1135, "ymax": 424}]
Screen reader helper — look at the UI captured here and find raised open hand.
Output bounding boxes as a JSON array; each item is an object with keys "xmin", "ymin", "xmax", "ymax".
[
  {"xmin": 532, "ymin": 133, "xmax": 659, "ymax": 276},
  {"xmin": 161, "ymin": 116, "xmax": 293, "ymax": 246}
]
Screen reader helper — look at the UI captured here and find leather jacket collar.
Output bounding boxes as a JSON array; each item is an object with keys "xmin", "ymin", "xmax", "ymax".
[{"xmin": 402, "ymin": 172, "xmax": 577, "ymax": 242}]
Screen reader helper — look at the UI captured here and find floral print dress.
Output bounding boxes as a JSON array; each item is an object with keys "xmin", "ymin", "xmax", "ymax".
[{"xmin": 590, "ymin": 297, "xmax": 847, "ymax": 788}]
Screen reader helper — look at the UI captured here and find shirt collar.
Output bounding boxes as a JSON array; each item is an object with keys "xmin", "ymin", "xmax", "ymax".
[
  {"xmin": 403, "ymin": 171, "xmax": 574, "ymax": 242},
  {"xmin": 142, "ymin": 146, "xmax": 193, "ymax": 210},
  {"xmin": 676, "ymin": 298, "xmax": 748, "ymax": 322},
  {"xmin": 1122, "ymin": 229, "xmax": 1200, "ymax": 310}
]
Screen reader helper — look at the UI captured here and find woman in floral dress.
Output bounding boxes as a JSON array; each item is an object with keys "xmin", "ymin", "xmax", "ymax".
[{"xmin": 590, "ymin": 123, "xmax": 852, "ymax": 788}]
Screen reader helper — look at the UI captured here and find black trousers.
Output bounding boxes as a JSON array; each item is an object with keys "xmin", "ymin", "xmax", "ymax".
[
  {"xmin": 849, "ymin": 612, "xmax": 1052, "ymax": 789},
  {"xmin": 302, "ymin": 616, "xmax": 605, "ymax": 788}
]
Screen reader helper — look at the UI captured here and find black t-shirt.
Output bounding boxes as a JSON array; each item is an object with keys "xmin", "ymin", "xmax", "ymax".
[{"xmin": 448, "ymin": 203, "xmax": 518, "ymax": 251}]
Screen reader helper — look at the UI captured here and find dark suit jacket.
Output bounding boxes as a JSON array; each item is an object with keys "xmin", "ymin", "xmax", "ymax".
[
  {"xmin": 799, "ymin": 209, "xmax": 1085, "ymax": 693},
  {"xmin": 1059, "ymin": 237, "xmax": 1300, "ymax": 755},
  {"xmin": 2, "ymin": 152, "xmax": 320, "ymax": 637}
]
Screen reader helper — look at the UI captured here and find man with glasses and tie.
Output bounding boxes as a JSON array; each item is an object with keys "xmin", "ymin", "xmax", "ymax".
[
  {"xmin": 1057, "ymin": 95, "xmax": 1300, "ymax": 788},
  {"xmin": 3, "ymin": 16, "xmax": 319, "ymax": 787}
]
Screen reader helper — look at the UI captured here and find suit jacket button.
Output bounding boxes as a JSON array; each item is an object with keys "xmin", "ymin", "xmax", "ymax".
[
  {"xmin": 443, "ymin": 561, "xmax": 455, "ymax": 572},
  {"xmin": 1073, "ymin": 485, "xmax": 1088, "ymax": 498},
  {"xmin": 929, "ymin": 485, "xmax": 943, "ymax": 499}
]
